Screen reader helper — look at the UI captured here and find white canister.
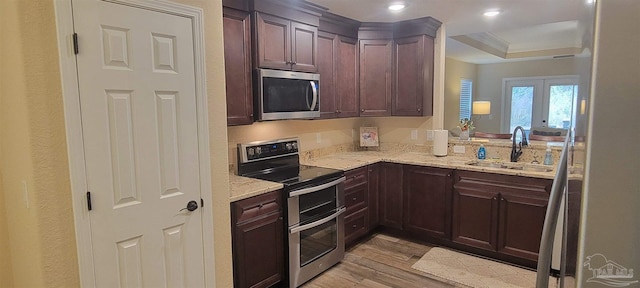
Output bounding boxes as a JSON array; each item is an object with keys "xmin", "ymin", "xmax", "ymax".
[{"xmin": 433, "ymin": 130, "xmax": 449, "ymax": 156}]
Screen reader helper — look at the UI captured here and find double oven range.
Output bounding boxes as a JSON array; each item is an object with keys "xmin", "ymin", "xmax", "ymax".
[{"xmin": 237, "ymin": 138, "xmax": 346, "ymax": 288}]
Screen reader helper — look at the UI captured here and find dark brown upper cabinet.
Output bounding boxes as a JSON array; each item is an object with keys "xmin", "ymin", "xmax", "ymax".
[
  {"xmin": 359, "ymin": 39, "xmax": 393, "ymax": 116},
  {"xmin": 223, "ymin": 8, "xmax": 254, "ymax": 126},
  {"xmin": 318, "ymin": 32, "xmax": 359, "ymax": 119},
  {"xmin": 317, "ymin": 12, "xmax": 360, "ymax": 119},
  {"xmin": 358, "ymin": 18, "xmax": 440, "ymax": 117},
  {"xmin": 393, "ymin": 35, "xmax": 434, "ymax": 116},
  {"xmin": 254, "ymin": 12, "xmax": 318, "ymax": 72}
]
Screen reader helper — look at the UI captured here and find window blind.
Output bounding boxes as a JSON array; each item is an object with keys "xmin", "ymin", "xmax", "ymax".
[{"xmin": 460, "ymin": 79, "xmax": 473, "ymax": 120}]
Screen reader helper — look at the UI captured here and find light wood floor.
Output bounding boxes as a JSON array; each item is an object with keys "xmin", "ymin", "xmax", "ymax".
[{"xmin": 302, "ymin": 233, "xmax": 455, "ymax": 288}]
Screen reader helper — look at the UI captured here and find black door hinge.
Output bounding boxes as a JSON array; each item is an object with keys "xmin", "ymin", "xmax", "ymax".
[
  {"xmin": 87, "ymin": 191, "xmax": 92, "ymax": 211},
  {"xmin": 200, "ymin": 198, "xmax": 204, "ymax": 208},
  {"xmin": 73, "ymin": 33, "xmax": 79, "ymax": 55}
]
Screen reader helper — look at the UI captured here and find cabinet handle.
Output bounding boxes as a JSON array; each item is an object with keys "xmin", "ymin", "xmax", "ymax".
[
  {"xmin": 352, "ymin": 224, "xmax": 357, "ymax": 229},
  {"xmin": 336, "ymin": 110, "xmax": 340, "ymax": 113},
  {"xmin": 492, "ymin": 196, "xmax": 497, "ymax": 200},
  {"xmin": 291, "ymin": 61, "xmax": 297, "ymax": 65},
  {"xmin": 361, "ymin": 109, "xmax": 365, "ymax": 112},
  {"xmin": 417, "ymin": 108, "xmax": 421, "ymax": 112},
  {"xmin": 352, "ymin": 197, "xmax": 357, "ymax": 201}
]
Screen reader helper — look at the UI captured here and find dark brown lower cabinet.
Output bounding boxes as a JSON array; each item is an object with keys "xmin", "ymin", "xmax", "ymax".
[
  {"xmin": 452, "ymin": 170, "xmax": 552, "ymax": 267},
  {"xmin": 344, "ymin": 166, "xmax": 370, "ymax": 246},
  {"xmin": 231, "ymin": 190, "xmax": 284, "ymax": 288},
  {"xmin": 378, "ymin": 162, "xmax": 403, "ymax": 229},
  {"xmin": 403, "ymin": 165, "xmax": 453, "ymax": 241},
  {"xmin": 367, "ymin": 163, "xmax": 380, "ymax": 229}
]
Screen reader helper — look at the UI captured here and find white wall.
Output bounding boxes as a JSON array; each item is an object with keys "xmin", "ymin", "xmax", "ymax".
[{"xmin": 577, "ymin": 0, "xmax": 640, "ymax": 286}]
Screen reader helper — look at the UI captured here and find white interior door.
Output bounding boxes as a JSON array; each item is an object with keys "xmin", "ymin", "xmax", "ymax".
[{"xmin": 73, "ymin": 1, "xmax": 205, "ymax": 287}]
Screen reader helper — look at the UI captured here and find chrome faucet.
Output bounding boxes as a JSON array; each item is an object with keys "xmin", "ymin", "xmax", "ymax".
[{"xmin": 510, "ymin": 126, "xmax": 528, "ymax": 162}]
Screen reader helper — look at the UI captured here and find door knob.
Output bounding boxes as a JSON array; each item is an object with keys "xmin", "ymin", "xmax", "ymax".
[{"xmin": 180, "ymin": 200, "xmax": 199, "ymax": 212}]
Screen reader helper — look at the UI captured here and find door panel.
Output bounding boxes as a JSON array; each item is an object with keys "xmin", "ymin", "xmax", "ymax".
[
  {"xmin": 503, "ymin": 77, "xmax": 579, "ymax": 133},
  {"xmin": 359, "ymin": 39, "xmax": 392, "ymax": 116},
  {"xmin": 74, "ymin": 1, "xmax": 205, "ymax": 287},
  {"xmin": 291, "ymin": 21, "xmax": 318, "ymax": 72}
]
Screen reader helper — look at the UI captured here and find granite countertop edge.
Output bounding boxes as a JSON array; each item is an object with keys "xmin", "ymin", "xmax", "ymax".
[{"xmin": 230, "ymin": 151, "xmax": 583, "ymax": 202}]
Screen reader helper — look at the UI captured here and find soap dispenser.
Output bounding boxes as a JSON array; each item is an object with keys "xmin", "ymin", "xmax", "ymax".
[
  {"xmin": 477, "ymin": 144, "xmax": 486, "ymax": 160},
  {"xmin": 543, "ymin": 145, "xmax": 553, "ymax": 165}
]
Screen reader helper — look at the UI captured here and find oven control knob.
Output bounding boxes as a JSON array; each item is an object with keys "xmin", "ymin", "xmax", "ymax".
[
  {"xmin": 248, "ymin": 148, "xmax": 254, "ymax": 156},
  {"xmin": 292, "ymin": 143, "xmax": 298, "ymax": 150},
  {"xmin": 256, "ymin": 147, "xmax": 262, "ymax": 154},
  {"xmin": 286, "ymin": 143, "xmax": 292, "ymax": 150}
]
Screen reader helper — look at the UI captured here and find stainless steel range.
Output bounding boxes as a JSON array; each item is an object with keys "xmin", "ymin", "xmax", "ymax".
[{"xmin": 237, "ymin": 138, "xmax": 346, "ymax": 288}]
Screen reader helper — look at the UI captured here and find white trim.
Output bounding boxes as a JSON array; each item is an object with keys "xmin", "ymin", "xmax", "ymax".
[{"xmin": 54, "ymin": 1, "xmax": 215, "ymax": 287}]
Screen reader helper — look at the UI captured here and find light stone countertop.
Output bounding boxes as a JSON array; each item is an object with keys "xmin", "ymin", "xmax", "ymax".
[
  {"xmin": 302, "ymin": 151, "xmax": 560, "ymax": 179},
  {"xmin": 229, "ymin": 174, "xmax": 283, "ymax": 202},
  {"xmin": 231, "ymin": 150, "xmax": 583, "ymax": 202}
]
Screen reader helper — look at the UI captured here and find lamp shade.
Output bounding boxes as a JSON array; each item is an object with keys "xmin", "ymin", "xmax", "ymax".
[{"xmin": 472, "ymin": 101, "xmax": 491, "ymax": 115}]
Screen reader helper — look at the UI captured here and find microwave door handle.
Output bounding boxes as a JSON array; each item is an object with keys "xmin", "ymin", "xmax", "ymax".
[{"xmin": 309, "ymin": 81, "xmax": 318, "ymax": 111}]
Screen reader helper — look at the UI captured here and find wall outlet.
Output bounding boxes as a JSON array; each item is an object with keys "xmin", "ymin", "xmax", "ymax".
[
  {"xmin": 316, "ymin": 133, "xmax": 321, "ymax": 144},
  {"xmin": 426, "ymin": 130, "xmax": 434, "ymax": 141},
  {"xmin": 411, "ymin": 129, "xmax": 418, "ymax": 140},
  {"xmin": 453, "ymin": 145, "xmax": 466, "ymax": 154}
]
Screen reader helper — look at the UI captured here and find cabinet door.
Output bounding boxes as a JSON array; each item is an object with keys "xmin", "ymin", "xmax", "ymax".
[
  {"xmin": 255, "ymin": 12, "xmax": 291, "ymax": 70},
  {"xmin": 379, "ymin": 162, "xmax": 403, "ymax": 229},
  {"xmin": 497, "ymin": 180, "xmax": 551, "ymax": 262},
  {"xmin": 291, "ymin": 21, "xmax": 318, "ymax": 72},
  {"xmin": 232, "ymin": 191, "xmax": 284, "ymax": 288},
  {"xmin": 359, "ymin": 39, "xmax": 392, "ymax": 116},
  {"xmin": 317, "ymin": 31, "xmax": 337, "ymax": 119},
  {"xmin": 452, "ymin": 171, "xmax": 500, "ymax": 251},
  {"xmin": 403, "ymin": 165, "xmax": 453, "ymax": 240},
  {"xmin": 393, "ymin": 36, "xmax": 425, "ymax": 116},
  {"xmin": 223, "ymin": 8, "xmax": 253, "ymax": 125},
  {"xmin": 336, "ymin": 36, "xmax": 359, "ymax": 117},
  {"xmin": 367, "ymin": 163, "xmax": 380, "ymax": 229}
]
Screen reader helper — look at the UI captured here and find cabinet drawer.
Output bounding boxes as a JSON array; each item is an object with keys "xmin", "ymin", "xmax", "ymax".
[
  {"xmin": 344, "ymin": 166, "xmax": 367, "ymax": 189},
  {"xmin": 345, "ymin": 208, "xmax": 368, "ymax": 245},
  {"xmin": 232, "ymin": 190, "xmax": 282, "ymax": 224},
  {"xmin": 345, "ymin": 183, "xmax": 367, "ymax": 214}
]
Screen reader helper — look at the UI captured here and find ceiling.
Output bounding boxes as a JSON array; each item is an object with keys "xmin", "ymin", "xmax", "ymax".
[{"xmin": 305, "ymin": 0, "xmax": 594, "ymax": 64}]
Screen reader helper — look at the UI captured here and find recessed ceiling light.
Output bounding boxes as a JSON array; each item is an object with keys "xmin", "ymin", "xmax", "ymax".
[
  {"xmin": 388, "ymin": 3, "xmax": 406, "ymax": 11},
  {"xmin": 483, "ymin": 10, "xmax": 501, "ymax": 17}
]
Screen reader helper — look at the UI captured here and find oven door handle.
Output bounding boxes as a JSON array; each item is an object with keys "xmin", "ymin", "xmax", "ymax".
[
  {"xmin": 289, "ymin": 207, "xmax": 346, "ymax": 234},
  {"xmin": 289, "ymin": 176, "xmax": 346, "ymax": 197}
]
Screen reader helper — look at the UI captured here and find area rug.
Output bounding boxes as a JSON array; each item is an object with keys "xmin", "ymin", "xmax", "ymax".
[{"xmin": 411, "ymin": 247, "xmax": 558, "ymax": 288}]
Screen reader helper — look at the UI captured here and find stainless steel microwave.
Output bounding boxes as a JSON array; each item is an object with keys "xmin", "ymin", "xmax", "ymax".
[{"xmin": 256, "ymin": 68, "xmax": 320, "ymax": 121}]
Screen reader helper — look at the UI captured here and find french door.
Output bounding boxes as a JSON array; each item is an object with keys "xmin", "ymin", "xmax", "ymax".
[{"xmin": 502, "ymin": 77, "xmax": 579, "ymax": 134}]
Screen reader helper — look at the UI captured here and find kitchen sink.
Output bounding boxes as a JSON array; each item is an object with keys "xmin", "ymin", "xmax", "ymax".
[{"xmin": 466, "ymin": 161, "xmax": 554, "ymax": 172}]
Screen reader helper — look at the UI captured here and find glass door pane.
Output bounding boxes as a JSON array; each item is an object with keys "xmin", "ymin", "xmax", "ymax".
[
  {"xmin": 510, "ymin": 86, "xmax": 534, "ymax": 133},
  {"xmin": 546, "ymin": 84, "xmax": 579, "ymax": 129}
]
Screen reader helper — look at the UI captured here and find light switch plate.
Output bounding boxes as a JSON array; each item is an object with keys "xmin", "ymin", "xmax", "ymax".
[
  {"xmin": 453, "ymin": 145, "xmax": 466, "ymax": 154},
  {"xmin": 411, "ymin": 129, "xmax": 418, "ymax": 140}
]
